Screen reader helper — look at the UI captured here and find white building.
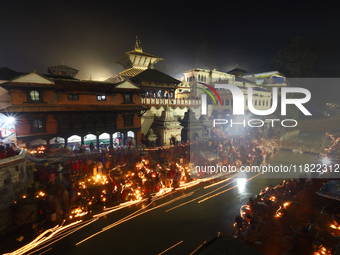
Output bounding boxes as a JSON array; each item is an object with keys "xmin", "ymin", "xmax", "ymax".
[{"xmin": 182, "ymin": 67, "xmax": 278, "ymax": 119}]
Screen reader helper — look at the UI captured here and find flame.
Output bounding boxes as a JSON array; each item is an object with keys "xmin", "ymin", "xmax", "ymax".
[
  {"xmin": 283, "ymin": 202, "xmax": 290, "ymax": 208},
  {"xmin": 269, "ymin": 196, "xmax": 276, "ymax": 201}
]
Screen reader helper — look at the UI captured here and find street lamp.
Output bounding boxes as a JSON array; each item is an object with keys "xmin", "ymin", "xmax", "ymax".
[{"xmin": 7, "ymin": 116, "xmax": 15, "ymax": 124}]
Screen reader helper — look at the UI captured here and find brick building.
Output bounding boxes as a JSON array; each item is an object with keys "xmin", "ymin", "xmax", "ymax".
[{"xmin": 0, "ymin": 70, "xmax": 148, "ymax": 149}]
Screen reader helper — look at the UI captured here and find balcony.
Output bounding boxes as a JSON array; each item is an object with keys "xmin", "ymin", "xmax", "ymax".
[{"xmin": 141, "ymin": 98, "xmax": 201, "ymax": 107}]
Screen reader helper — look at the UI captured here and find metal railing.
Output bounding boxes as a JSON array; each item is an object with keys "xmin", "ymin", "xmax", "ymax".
[{"xmin": 141, "ymin": 98, "xmax": 201, "ymax": 106}]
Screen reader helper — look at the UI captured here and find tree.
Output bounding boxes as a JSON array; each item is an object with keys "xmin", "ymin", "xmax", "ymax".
[{"xmin": 271, "ymin": 37, "xmax": 325, "ymax": 77}]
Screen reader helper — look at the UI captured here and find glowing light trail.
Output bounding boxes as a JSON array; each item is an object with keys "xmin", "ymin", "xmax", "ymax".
[
  {"xmin": 76, "ymin": 191, "xmax": 197, "ymax": 246},
  {"xmin": 4, "ymin": 220, "xmax": 83, "ymax": 255},
  {"xmin": 158, "ymin": 240, "xmax": 183, "ymax": 255},
  {"xmin": 203, "ymin": 175, "xmax": 235, "ymax": 189},
  {"xmin": 165, "ymin": 178, "xmax": 238, "ymax": 212},
  {"xmin": 197, "ymin": 173, "xmax": 262, "ymax": 203},
  {"xmin": 37, "ymin": 247, "xmax": 52, "ymax": 255}
]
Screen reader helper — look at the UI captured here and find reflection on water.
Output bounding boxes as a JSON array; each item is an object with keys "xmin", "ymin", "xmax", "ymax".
[{"xmin": 237, "ymin": 178, "xmax": 247, "ymax": 194}]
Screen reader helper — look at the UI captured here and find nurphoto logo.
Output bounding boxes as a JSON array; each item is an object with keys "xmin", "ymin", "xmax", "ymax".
[{"xmin": 199, "ymin": 82, "xmax": 312, "ymax": 128}]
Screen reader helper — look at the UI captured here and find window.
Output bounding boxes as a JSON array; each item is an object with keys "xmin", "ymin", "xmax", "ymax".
[
  {"xmin": 30, "ymin": 90, "xmax": 40, "ymax": 101},
  {"xmin": 124, "ymin": 94, "xmax": 132, "ymax": 103},
  {"xmin": 124, "ymin": 114, "xmax": 134, "ymax": 127},
  {"xmin": 226, "ymin": 100, "xmax": 229, "ymax": 105},
  {"xmin": 266, "ymin": 101, "xmax": 269, "ymax": 106},
  {"xmin": 231, "ymin": 100, "xmax": 233, "ymax": 106},
  {"xmin": 255, "ymin": 100, "xmax": 257, "ymax": 106},
  {"xmin": 246, "ymin": 100, "xmax": 248, "ymax": 105},
  {"xmin": 68, "ymin": 94, "xmax": 79, "ymax": 100},
  {"xmin": 30, "ymin": 118, "xmax": 45, "ymax": 133},
  {"xmin": 259, "ymin": 100, "xmax": 261, "ymax": 106},
  {"xmin": 221, "ymin": 100, "xmax": 224, "ymax": 106},
  {"xmin": 97, "ymin": 95, "xmax": 106, "ymax": 101},
  {"xmin": 33, "ymin": 119, "xmax": 43, "ymax": 129}
]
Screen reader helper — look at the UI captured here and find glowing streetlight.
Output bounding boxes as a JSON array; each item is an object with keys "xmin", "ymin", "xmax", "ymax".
[{"xmin": 7, "ymin": 116, "xmax": 15, "ymax": 123}]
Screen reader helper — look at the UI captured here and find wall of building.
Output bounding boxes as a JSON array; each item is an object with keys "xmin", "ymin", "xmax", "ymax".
[
  {"xmin": 0, "ymin": 150, "xmax": 27, "ymax": 211},
  {"xmin": 10, "ymin": 87, "xmax": 140, "ymax": 106},
  {"xmin": 7, "ymin": 85, "xmax": 143, "ymax": 147},
  {"xmin": 141, "ymin": 106, "xmax": 200, "ymax": 135}
]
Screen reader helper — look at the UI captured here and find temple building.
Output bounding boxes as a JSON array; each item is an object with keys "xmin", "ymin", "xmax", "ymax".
[
  {"xmin": 105, "ymin": 38, "xmax": 200, "ymax": 145},
  {"xmin": 47, "ymin": 62, "xmax": 79, "ymax": 78},
  {"xmin": 106, "ymin": 37, "xmax": 163, "ymax": 83},
  {"xmin": 0, "ymin": 70, "xmax": 147, "ymax": 149}
]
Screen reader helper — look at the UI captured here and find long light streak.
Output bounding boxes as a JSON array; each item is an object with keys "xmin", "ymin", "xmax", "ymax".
[
  {"xmin": 76, "ymin": 191, "xmax": 197, "ymax": 246},
  {"xmin": 158, "ymin": 240, "xmax": 183, "ymax": 255},
  {"xmin": 166, "ymin": 173, "xmax": 262, "ymax": 211},
  {"xmin": 37, "ymin": 247, "xmax": 52, "ymax": 255},
  {"xmin": 4, "ymin": 220, "xmax": 82, "ymax": 255},
  {"xmin": 190, "ymin": 241, "xmax": 207, "ymax": 255},
  {"xmin": 102, "ymin": 191, "xmax": 196, "ymax": 231},
  {"xmin": 197, "ymin": 173, "xmax": 262, "ymax": 204},
  {"xmin": 26, "ymin": 219, "xmax": 98, "ymax": 255},
  {"xmin": 165, "ymin": 178, "xmax": 238, "ymax": 212},
  {"xmin": 203, "ymin": 175, "xmax": 235, "ymax": 189}
]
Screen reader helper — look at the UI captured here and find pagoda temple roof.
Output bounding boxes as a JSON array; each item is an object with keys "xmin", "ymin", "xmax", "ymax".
[
  {"xmin": 1, "ymin": 77, "xmax": 144, "ymax": 93},
  {"xmin": 121, "ymin": 50, "xmax": 160, "ymax": 59},
  {"xmin": 119, "ymin": 68, "xmax": 145, "ymax": 77},
  {"xmin": 130, "ymin": 68, "xmax": 180, "ymax": 85},
  {"xmin": 226, "ymin": 65, "xmax": 249, "ymax": 76},
  {"xmin": 114, "ymin": 37, "xmax": 163, "ymax": 69},
  {"xmin": 48, "ymin": 63, "xmax": 79, "ymax": 72}
]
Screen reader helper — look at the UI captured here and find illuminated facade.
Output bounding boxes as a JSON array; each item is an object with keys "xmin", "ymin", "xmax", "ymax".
[
  {"xmin": 183, "ymin": 66, "xmax": 287, "ymax": 119},
  {"xmin": 0, "ymin": 71, "xmax": 147, "ymax": 148}
]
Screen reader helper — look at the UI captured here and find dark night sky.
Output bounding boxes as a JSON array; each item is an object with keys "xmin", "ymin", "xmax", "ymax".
[{"xmin": 1, "ymin": 1, "xmax": 339, "ymax": 80}]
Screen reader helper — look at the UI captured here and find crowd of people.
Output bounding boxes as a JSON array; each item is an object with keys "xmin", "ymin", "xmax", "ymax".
[
  {"xmin": 234, "ymin": 177, "xmax": 326, "ymax": 254},
  {"xmin": 191, "ymin": 135, "xmax": 279, "ymax": 175},
  {"xmin": 0, "ymin": 141, "xmax": 20, "ymax": 159},
  {"xmin": 29, "ymin": 143, "xmax": 194, "ymax": 224}
]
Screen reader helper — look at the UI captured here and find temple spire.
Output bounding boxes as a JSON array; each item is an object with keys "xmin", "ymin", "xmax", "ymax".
[{"xmin": 134, "ymin": 36, "xmax": 143, "ymax": 52}]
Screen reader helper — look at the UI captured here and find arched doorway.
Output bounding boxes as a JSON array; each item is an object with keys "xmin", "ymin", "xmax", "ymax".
[
  {"xmin": 113, "ymin": 132, "xmax": 123, "ymax": 146},
  {"xmin": 127, "ymin": 131, "xmax": 135, "ymax": 146},
  {"xmin": 29, "ymin": 139, "xmax": 47, "ymax": 147},
  {"xmin": 170, "ymin": 136, "xmax": 176, "ymax": 145},
  {"xmin": 49, "ymin": 137, "xmax": 65, "ymax": 149},
  {"xmin": 84, "ymin": 134, "xmax": 97, "ymax": 151},
  {"xmin": 67, "ymin": 135, "xmax": 81, "ymax": 151},
  {"xmin": 99, "ymin": 133, "xmax": 110, "ymax": 150}
]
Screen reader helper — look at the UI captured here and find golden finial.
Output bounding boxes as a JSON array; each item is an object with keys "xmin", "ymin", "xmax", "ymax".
[
  {"xmin": 236, "ymin": 64, "xmax": 238, "ymax": 68},
  {"xmin": 134, "ymin": 36, "xmax": 142, "ymax": 52},
  {"xmin": 61, "ymin": 61, "xmax": 64, "ymax": 65},
  {"xmin": 90, "ymin": 75, "xmax": 92, "ymax": 81}
]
